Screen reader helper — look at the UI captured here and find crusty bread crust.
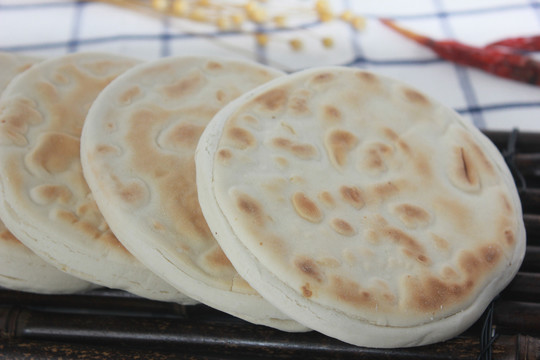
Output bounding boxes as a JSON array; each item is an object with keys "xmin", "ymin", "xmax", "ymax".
[
  {"xmin": 81, "ymin": 55, "xmax": 307, "ymax": 331},
  {"xmin": 0, "ymin": 52, "xmax": 194, "ymax": 303},
  {"xmin": 195, "ymin": 67, "xmax": 526, "ymax": 347}
]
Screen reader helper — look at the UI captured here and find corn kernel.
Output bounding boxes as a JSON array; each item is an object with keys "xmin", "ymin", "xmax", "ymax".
[
  {"xmin": 318, "ymin": 10, "xmax": 334, "ymax": 22},
  {"xmin": 172, "ymin": 0, "xmax": 189, "ymax": 16},
  {"xmin": 289, "ymin": 38, "xmax": 303, "ymax": 51},
  {"xmin": 321, "ymin": 37, "xmax": 333, "ymax": 48},
  {"xmin": 216, "ymin": 16, "xmax": 230, "ymax": 30},
  {"xmin": 231, "ymin": 13, "xmax": 245, "ymax": 27},
  {"xmin": 255, "ymin": 33, "xmax": 269, "ymax": 46},
  {"xmin": 152, "ymin": 0, "xmax": 169, "ymax": 12},
  {"xmin": 189, "ymin": 8, "xmax": 207, "ymax": 22},
  {"xmin": 248, "ymin": 8, "xmax": 267, "ymax": 23},
  {"xmin": 245, "ymin": 1, "xmax": 257, "ymax": 12},
  {"xmin": 273, "ymin": 15, "xmax": 287, "ymax": 27},
  {"xmin": 351, "ymin": 16, "xmax": 366, "ymax": 30},
  {"xmin": 340, "ymin": 10, "xmax": 354, "ymax": 22},
  {"xmin": 315, "ymin": 0, "xmax": 330, "ymax": 12}
]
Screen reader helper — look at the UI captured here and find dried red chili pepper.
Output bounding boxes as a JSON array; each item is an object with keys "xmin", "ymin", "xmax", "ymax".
[
  {"xmin": 380, "ymin": 18, "xmax": 540, "ymax": 86},
  {"xmin": 486, "ymin": 35, "xmax": 540, "ymax": 52}
]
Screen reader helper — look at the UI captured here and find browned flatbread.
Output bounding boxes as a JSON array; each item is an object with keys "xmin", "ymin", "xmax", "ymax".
[
  {"xmin": 195, "ymin": 67, "xmax": 526, "ymax": 347},
  {"xmin": 81, "ymin": 56, "xmax": 307, "ymax": 331},
  {"xmin": 0, "ymin": 52, "xmax": 195, "ymax": 303}
]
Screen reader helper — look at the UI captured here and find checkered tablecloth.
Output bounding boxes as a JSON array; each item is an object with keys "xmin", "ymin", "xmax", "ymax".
[{"xmin": 1, "ymin": 0, "xmax": 539, "ymax": 131}]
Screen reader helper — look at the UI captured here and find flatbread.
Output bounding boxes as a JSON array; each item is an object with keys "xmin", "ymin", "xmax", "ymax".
[
  {"xmin": 0, "ymin": 52, "xmax": 94, "ymax": 294},
  {"xmin": 195, "ymin": 67, "xmax": 526, "ymax": 347},
  {"xmin": 81, "ymin": 56, "xmax": 307, "ymax": 331},
  {"xmin": 0, "ymin": 52, "xmax": 195, "ymax": 304}
]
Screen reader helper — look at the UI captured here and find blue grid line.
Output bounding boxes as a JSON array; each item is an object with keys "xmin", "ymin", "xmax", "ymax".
[
  {"xmin": 457, "ymin": 101, "xmax": 540, "ymax": 114},
  {"xmin": 434, "ymin": 0, "xmax": 485, "ymax": 128},
  {"xmin": 67, "ymin": 0, "xmax": 85, "ymax": 53},
  {"xmin": 161, "ymin": 15, "xmax": 172, "ymax": 57},
  {"xmin": 254, "ymin": 25, "xmax": 268, "ymax": 65}
]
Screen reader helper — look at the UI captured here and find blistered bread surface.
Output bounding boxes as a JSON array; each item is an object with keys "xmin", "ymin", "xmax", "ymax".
[
  {"xmin": 0, "ymin": 54, "xmax": 138, "ymax": 254},
  {"xmin": 83, "ymin": 57, "xmax": 282, "ymax": 292},
  {"xmin": 0, "ymin": 54, "xmax": 198, "ymax": 302},
  {"xmin": 210, "ymin": 68, "xmax": 524, "ymax": 327}
]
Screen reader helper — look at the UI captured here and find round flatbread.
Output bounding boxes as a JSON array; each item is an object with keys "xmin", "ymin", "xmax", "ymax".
[
  {"xmin": 195, "ymin": 67, "xmax": 526, "ymax": 347},
  {"xmin": 0, "ymin": 52, "xmax": 94, "ymax": 294},
  {"xmin": 0, "ymin": 52, "xmax": 195, "ymax": 304},
  {"xmin": 81, "ymin": 56, "xmax": 307, "ymax": 331}
]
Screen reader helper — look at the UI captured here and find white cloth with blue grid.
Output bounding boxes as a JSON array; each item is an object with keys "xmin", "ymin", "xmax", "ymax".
[{"xmin": 0, "ymin": 0, "xmax": 539, "ymax": 131}]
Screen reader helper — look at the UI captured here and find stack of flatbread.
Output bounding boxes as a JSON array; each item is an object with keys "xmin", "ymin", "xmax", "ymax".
[
  {"xmin": 0, "ymin": 51, "xmax": 526, "ymax": 347},
  {"xmin": 0, "ymin": 53, "xmax": 94, "ymax": 294}
]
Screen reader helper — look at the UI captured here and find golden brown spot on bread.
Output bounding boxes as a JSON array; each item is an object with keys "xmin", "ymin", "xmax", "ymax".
[
  {"xmin": 371, "ymin": 181, "xmax": 400, "ymax": 202},
  {"xmin": 434, "ymin": 196, "xmax": 473, "ymax": 232},
  {"xmin": 205, "ymin": 61, "xmax": 223, "ymax": 70},
  {"xmin": 360, "ymin": 142, "xmax": 393, "ymax": 174},
  {"xmin": 431, "ymin": 233, "xmax": 449, "ymax": 250},
  {"xmin": 82, "ymin": 59, "xmax": 127, "ymax": 76},
  {"xmin": 355, "ymin": 71, "xmax": 377, "ymax": 82},
  {"xmin": 205, "ymin": 246, "xmax": 233, "ymax": 268},
  {"xmin": 52, "ymin": 71, "xmax": 70, "ymax": 85},
  {"xmin": 383, "ymin": 226, "xmax": 428, "ymax": 264},
  {"xmin": 118, "ymin": 181, "xmax": 146, "ymax": 205},
  {"xmin": 301, "ymin": 283, "xmax": 313, "ymax": 297},
  {"xmin": 340, "ymin": 185, "xmax": 364, "ymax": 209},
  {"xmin": 403, "ymin": 87, "xmax": 430, "ymax": 105},
  {"xmin": 330, "ymin": 218, "xmax": 356, "ymax": 236},
  {"xmin": 99, "ymin": 231, "xmax": 131, "ymax": 255},
  {"xmin": 271, "ymin": 137, "xmax": 317, "ymax": 159},
  {"xmin": 161, "ymin": 69, "xmax": 205, "ymax": 99},
  {"xmin": 30, "ymin": 184, "xmax": 73, "ymax": 205},
  {"xmin": 323, "ymin": 105, "xmax": 342, "ymax": 123},
  {"xmin": 405, "ymin": 275, "xmax": 472, "ymax": 313},
  {"xmin": 325, "ymin": 129, "xmax": 358, "ymax": 169},
  {"xmin": 254, "ymin": 87, "xmax": 287, "ymax": 112},
  {"xmin": 406, "ymin": 243, "xmax": 503, "ymax": 313},
  {"xmin": 504, "ymin": 229, "xmax": 515, "ymax": 246},
  {"xmin": 456, "ymin": 147, "xmax": 480, "ymax": 190},
  {"xmin": 55, "ymin": 209, "xmax": 78, "ymax": 224},
  {"xmin": 331, "ymin": 276, "xmax": 377, "ymax": 309},
  {"xmin": 216, "ymin": 90, "xmax": 226, "ymax": 102},
  {"xmin": 217, "ymin": 148, "xmax": 233, "ymax": 164},
  {"xmin": 274, "ymin": 156, "xmax": 288, "ymax": 168},
  {"xmin": 459, "ymin": 244, "xmax": 502, "ymax": 276},
  {"xmin": 312, "ymin": 72, "xmax": 334, "ymax": 84},
  {"xmin": 227, "ymin": 127, "xmax": 256, "ymax": 149},
  {"xmin": 0, "ymin": 227, "xmax": 19, "ymax": 245},
  {"xmin": 288, "ymin": 89, "xmax": 311, "ymax": 115},
  {"xmin": 393, "ymin": 203, "xmax": 431, "ymax": 228},
  {"xmin": 117, "ymin": 85, "xmax": 141, "ymax": 105},
  {"xmin": 316, "ymin": 256, "xmax": 341, "ymax": 268},
  {"xmin": 442, "ymin": 266, "xmax": 459, "ymax": 280},
  {"xmin": 163, "ymin": 122, "xmax": 205, "ymax": 149},
  {"xmin": 95, "ymin": 144, "xmax": 120, "ymax": 156},
  {"xmin": 27, "ymin": 133, "xmax": 80, "ymax": 173},
  {"xmin": 318, "ymin": 191, "xmax": 335, "ymax": 208},
  {"xmin": 295, "ymin": 256, "xmax": 323, "ymax": 282},
  {"xmin": 460, "ymin": 130, "xmax": 496, "ymax": 178},
  {"xmin": 236, "ymin": 192, "xmax": 267, "ymax": 227},
  {"xmin": 292, "ymin": 192, "xmax": 323, "ymax": 223},
  {"xmin": 36, "ymin": 81, "xmax": 60, "ymax": 102},
  {"xmin": 499, "ymin": 192, "xmax": 513, "ymax": 215}
]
